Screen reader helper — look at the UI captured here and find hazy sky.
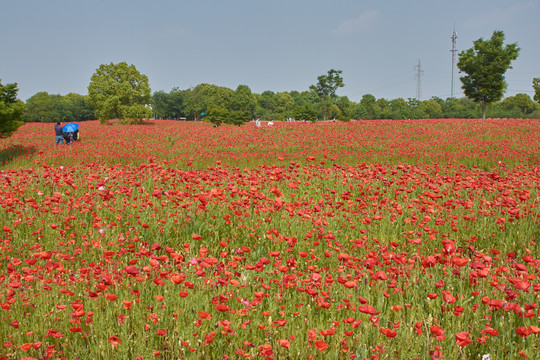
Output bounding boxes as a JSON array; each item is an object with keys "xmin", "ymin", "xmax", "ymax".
[{"xmin": 2, "ymin": 0, "xmax": 539, "ymax": 102}]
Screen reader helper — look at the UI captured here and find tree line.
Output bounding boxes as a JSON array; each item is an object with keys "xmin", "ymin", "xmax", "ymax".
[
  {"xmin": 2, "ymin": 30, "xmax": 540, "ymax": 135},
  {"xmin": 20, "ymin": 84, "xmax": 540, "ymax": 125}
]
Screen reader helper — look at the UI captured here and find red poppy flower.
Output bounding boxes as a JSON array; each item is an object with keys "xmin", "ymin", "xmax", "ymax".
[
  {"xmin": 216, "ymin": 304, "xmax": 230, "ymax": 312},
  {"xmin": 379, "ymin": 328, "xmax": 397, "ymax": 338},
  {"xmin": 430, "ymin": 326, "xmax": 446, "ymax": 341},
  {"xmin": 198, "ymin": 311, "xmax": 211, "ymax": 319},
  {"xmin": 314, "ymin": 339, "xmax": 329, "ymax": 351},
  {"xmin": 455, "ymin": 331, "xmax": 472, "ymax": 346},
  {"xmin": 108, "ymin": 335, "xmax": 121, "ymax": 346},
  {"xmin": 277, "ymin": 339, "xmax": 290, "ymax": 349},
  {"xmin": 105, "ymin": 293, "xmax": 118, "ymax": 301},
  {"xmin": 358, "ymin": 304, "xmax": 380, "ymax": 315}
]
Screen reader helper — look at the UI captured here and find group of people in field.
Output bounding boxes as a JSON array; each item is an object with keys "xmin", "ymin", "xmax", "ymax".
[
  {"xmin": 255, "ymin": 118, "xmax": 274, "ymax": 127},
  {"xmin": 255, "ymin": 118, "xmax": 312, "ymax": 127},
  {"xmin": 54, "ymin": 122, "xmax": 80, "ymax": 145}
]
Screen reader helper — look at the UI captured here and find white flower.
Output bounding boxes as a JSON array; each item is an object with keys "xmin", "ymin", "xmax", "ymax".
[{"xmin": 482, "ymin": 354, "xmax": 491, "ymax": 360}]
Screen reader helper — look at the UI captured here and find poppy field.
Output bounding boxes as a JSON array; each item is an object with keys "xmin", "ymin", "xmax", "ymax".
[{"xmin": 0, "ymin": 119, "xmax": 539, "ymax": 360}]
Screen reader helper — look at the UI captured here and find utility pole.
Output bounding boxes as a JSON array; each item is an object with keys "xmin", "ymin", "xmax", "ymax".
[
  {"xmin": 414, "ymin": 59, "xmax": 423, "ymax": 100},
  {"xmin": 450, "ymin": 27, "xmax": 458, "ymax": 98}
]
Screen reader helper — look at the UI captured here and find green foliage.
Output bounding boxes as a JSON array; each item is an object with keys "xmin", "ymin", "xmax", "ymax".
[
  {"xmin": 356, "ymin": 94, "xmax": 378, "ymax": 119},
  {"xmin": 258, "ymin": 90, "xmax": 276, "ymax": 112},
  {"xmin": 501, "ymin": 93, "xmax": 536, "ymax": 115},
  {"xmin": 376, "ymin": 98, "xmax": 391, "ymax": 119},
  {"xmin": 24, "ymin": 92, "xmax": 94, "ymax": 123},
  {"xmin": 230, "ymin": 85, "xmax": 257, "ymax": 114},
  {"xmin": 388, "ymin": 98, "xmax": 410, "ymax": 119},
  {"xmin": 327, "ymin": 104, "xmax": 342, "ymax": 119},
  {"xmin": 152, "ymin": 88, "xmax": 186, "ymax": 119},
  {"xmin": 441, "ymin": 97, "xmax": 479, "ymax": 118},
  {"xmin": 419, "ymin": 99, "xmax": 443, "ymax": 118},
  {"xmin": 64, "ymin": 93, "xmax": 95, "ymax": 122},
  {"xmin": 292, "ymin": 104, "xmax": 317, "ymax": 122},
  {"xmin": 87, "ymin": 62, "xmax": 152, "ymax": 124},
  {"xmin": 457, "ymin": 30, "xmax": 520, "ymax": 121},
  {"xmin": 0, "ymin": 80, "xmax": 24, "ymax": 137},
  {"xmin": 183, "ymin": 84, "xmax": 234, "ymax": 120},
  {"xmin": 310, "ymin": 69, "xmax": 344, "ymax": 120},
  {"xmin": 272, "ymin": 92, "xmax": 294, "ymax": 118},
  {"xmin": 24, "ymin": 92, "xmax": 56, "ymax": 122},
  {"xmin": 206, "ymin": 107, "xmax": 229, "ymax": 127},
  {"xmin": 151, "ymin": 90, "xmax": 171, "ymax": 119},
  {"xmin": 335, "ymin": 96, "xmax": 354, "ymax": 118},
  {"xmin": 533, "ymin": 78, "xmax": 540, "ymax": 103},
  {"xmin": 227, "ymin": 110, "xmax": 251, "ymax": 126}
]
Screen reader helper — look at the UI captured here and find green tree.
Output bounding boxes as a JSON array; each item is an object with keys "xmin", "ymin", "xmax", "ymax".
[
  {"xmin": 230, "ymin": 85, "xmax": 257, "ymax": 114},
  {"xmin": 310, "ymin": 69, "xmax": 344, "ymax": 120},
  {"xmin": 457, "ymin": 30, "xmax": 520, "ymax": 121},
  {"xmin": 376, "ymin": 98, "xmax": 391, "ymax": 119},
  {"xmin": 87, "ymin": 62, "xmax": 152, "ymax": 124},
  {"xmin": 533, "ymin": 78, "xmax": 540, "ymax": 103},
  {"xmin": 227, "ymin": 110, "xmax": 251, "ymax": 126},
  {"xmin": 501, "ymin": 93, "xmax": 536, "ymax": 115},
  {"xmin": 327, "ymin": 104, "xmax": 342, "ymax": 120},
  {"xmin": 63, "ymin": 93, "xmax": 94, "ymax": 121},
  {"xmin": 273, "ymin": 92, "xmax": 294, "ymax": 120},
  {"xmin": 25, "ymin": 92, "xmax": 93, "ymax": 122},
  {"xmin": 184, "ymin": 84, "xmax": 233, "ymax": 120},
  {"xmin": 258, "ymin": 90, "xmax": 276, "ymax": 113},
  {"xmin": 24, "ymin": 92, "xmax": 56, "ymax": 122},
  {"xmin": 335, "ymin": 96, "xmax": 354, "ymax": 119},
  {"xmin": 206, "ymin": 107, "xmax": 229, "ymax": 127},
  {"xmin": 407, "ymin": 98, "xmax": 424, "ymax": 119},
  {"xmin": 419, "ymin": 99, "xmax": 443, "ymax": 118},
  {"xmin": 0, "ymin": 80, "xmax": 24, "ymax": 137},
  {"xmin": 356, "ymin": 94, "xmax": 378, "ymax": 119},
  {"xmin": 388, "ymin": 98, "xmax": 409, "ymax": 119},
  {"xmin": 292, "ymin": 104, "xmax": 317, "ymax": 122},
  {"xmin": 151, "ymin": 90, "xmax": 170, "ymax": 119}
]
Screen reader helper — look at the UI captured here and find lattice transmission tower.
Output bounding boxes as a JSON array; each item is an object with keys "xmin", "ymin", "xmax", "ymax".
[
  {"xmin": 414, "ymin": 60, "xmax": 423, "ymax": 100},
  {"xmin": 450, "ymin": 28, "xmax": 458, "ymax": 98}
]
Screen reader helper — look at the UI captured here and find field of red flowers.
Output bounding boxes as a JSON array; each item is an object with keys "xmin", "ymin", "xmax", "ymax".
[{"xmin": 0, "ymin": 119, "xmax": 539, "ymax": 360}]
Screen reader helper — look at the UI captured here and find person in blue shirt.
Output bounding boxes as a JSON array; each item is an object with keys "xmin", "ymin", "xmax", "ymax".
[{"xmin": 54, "ymin": 122, "xmax": 64, "ymax": 145}]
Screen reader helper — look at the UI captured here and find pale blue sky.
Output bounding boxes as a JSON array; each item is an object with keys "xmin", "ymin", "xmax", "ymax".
[{"xmin": 1, "ymin": 0, "xmax": 539, "ymax": 102}]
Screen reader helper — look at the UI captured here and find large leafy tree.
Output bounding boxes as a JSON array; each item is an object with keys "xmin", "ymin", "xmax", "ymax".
[
  {"xmin": 533, "ymin": 78, "xmax": 540, "ymax": 103},
  {"xmin": 151, "ymin": 88, "xmax": 186, "ymax": 119},
  {"xmin": 87, "ymin": 62, "xmax": 152, "ymax": 124},
  {"xmin": 355, "ymin": 94, "xmax": 378, "ymax": 119},
  {"xmin": 63, "ymin": 93, "xmax": 95, "ymax": 122},
  {"xmin": 24, "ymin": 92, "xmax": 57, "ymax": 122},
  {"xmin": 230, "ymin": 85, "xmax": 257, "ymax": 114},
  {"xmin": 388, "ymin": 98, "xmax": 410, "ymax": 119},
  {"xmin": 272, "ymin": 92, "xmax": 294, "ymax": 120},
  {"xmin": 0, "ymin": 80, "xmax": 24, "ymax": 137},
  {"xmin": 292, "ymin": 104, "xmax": 317, "ymax": 122},
  {"xmin": 501, "ymin": 93, "xmax": 536, "ymax": 115},
  {"xmin": 457, "ymin": 31, "xmax": 519, "ymax": 121},
  {"xmin": 183, "ymin": 84, "xmax": 233, "ymax": 120},
  {"xmin": 310, "ymin": 69, "xmax": 344, "ymax": 121}
]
